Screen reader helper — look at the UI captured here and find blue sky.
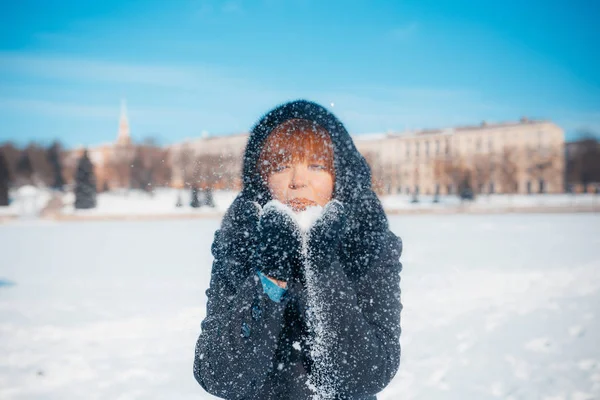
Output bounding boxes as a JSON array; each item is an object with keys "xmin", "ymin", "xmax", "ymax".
[{"xmin": 1, "ymin": 0, "xmax": 599, "ymax": 147}]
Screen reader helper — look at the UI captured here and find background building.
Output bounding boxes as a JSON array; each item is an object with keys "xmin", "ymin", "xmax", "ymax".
[
  {"xmin": 64, "ymin": 101, "xmax": 170, "ymax": 192},
  {"xmin": 355, "ymin": 118, "xmax": 565, "ymax": 196},
  {"xmin": 168, "ymin": 133, "xmax": 248, "ymax": 190},
  {"xmin": 168, "ymin": 118, "xmax": 565, "ymax": 196}
]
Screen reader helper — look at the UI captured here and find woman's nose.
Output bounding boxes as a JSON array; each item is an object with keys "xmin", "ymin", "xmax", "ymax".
[{"xmin": 289, "ymin": 165, "xmax": 308, "ymax": 189}]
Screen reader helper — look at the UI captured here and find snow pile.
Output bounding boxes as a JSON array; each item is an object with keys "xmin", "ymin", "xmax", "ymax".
[{"xmin": 0, "ymin": 187, "xmax": 52, "ymax": 218}]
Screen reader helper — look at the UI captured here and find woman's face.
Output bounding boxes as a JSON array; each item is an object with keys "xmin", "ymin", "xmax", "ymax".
[{"xmin": 267, "ymin": 160, "xmax": 334, "ymax": 207}]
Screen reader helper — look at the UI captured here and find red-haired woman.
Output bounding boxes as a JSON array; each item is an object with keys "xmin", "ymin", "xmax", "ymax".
[{"xmin": 194, "ymin": 100, "xmax": 403, "ymax": 400}]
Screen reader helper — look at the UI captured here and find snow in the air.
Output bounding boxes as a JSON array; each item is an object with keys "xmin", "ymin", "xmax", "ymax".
[{"xmin": 0, "ymin": 213, "xmax": 599, "ymax": 399}]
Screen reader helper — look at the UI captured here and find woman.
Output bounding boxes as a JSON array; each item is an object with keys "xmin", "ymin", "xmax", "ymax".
[{"xmin": 193, "ymin": 100, "xmax": 403, "ymax": 399}]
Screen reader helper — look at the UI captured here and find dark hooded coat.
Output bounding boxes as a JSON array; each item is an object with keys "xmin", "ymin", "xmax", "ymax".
[{"xmin": 193, "ymin": 100, "xmax": 403, "ymax": 399}]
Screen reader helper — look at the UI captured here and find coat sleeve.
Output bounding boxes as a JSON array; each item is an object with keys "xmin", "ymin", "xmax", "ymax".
[
  {"xmin": 306, "ymin": 229, "xmax": 403, "ymax": 397},
  {"xmin": 193, "ymin": 229, "xmax": 291, "ymax": 399}
]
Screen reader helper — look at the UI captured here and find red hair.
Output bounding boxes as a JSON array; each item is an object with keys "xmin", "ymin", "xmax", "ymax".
[{"xmin": 257, "ymin": 118, "xmax": 335, "ymax": 182}]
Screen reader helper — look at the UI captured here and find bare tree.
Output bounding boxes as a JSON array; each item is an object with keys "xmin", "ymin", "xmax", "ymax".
[
  {"xmin": 172, "ymin": 143, "xmax": 195, "ymax": 188},
  {"xmin": 362, "ymin": 150, "xmax": 386, "ymax": 195},
  {"xmin": 106, "ymin": 144, "xmax": 134, "ymax": 189},
  {"xmin": 499, "ymin": 146, "xmax": 519, "ymax": 194},
  {"xmin": 567, "ymin": 133, "xmax": 600, "ymax": 193},
  {"xmin": 0, "ymin": 150, "xmax": 10, "ymax": 206},
  {"xmin": 214, "ymin": 153, "xmax": 239, "ymax": 190},
  {"xmin": 526, "ymin": 145, "xmax": 563, "ymax": 193},
  {"xmin": 0, "ymin": 143, "xmax": 19, "ymax": 176},
  {"xmin": 152, "ymin": 148, "xmax": 172, "ymax": 188},
  {"xmin": 129, "ymin": 148, "xmax": 148, "ymax": 191},
  {"xmin": 46, "ymin": 141, "xmax": 65, "ymax": 190},
  {"xmin": 193, "ymin": 153, "xmax": 221, "ymax": 189},
  {"xmin": 434, "ymin": 155, "xmax": 467, "ymax": 195},
  {"xmin": 472, "ymin": 154, "xmax": 491, "ymax": 194},
  {"xmin": 15, "ymin": 147, "xmax": 34, "ymax": 186}
]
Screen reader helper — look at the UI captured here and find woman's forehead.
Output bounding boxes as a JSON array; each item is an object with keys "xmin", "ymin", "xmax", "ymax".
[{"xmin": 268, "ymin": 147, "xmax": 329, "ymax": 162}]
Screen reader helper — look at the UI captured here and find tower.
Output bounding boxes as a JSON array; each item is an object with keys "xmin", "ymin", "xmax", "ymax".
[{"xmin": 116, "ymin": 99, "xmax": 132, "ymax": 146}]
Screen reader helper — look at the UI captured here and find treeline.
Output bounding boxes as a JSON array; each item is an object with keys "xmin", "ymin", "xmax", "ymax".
[
  {"xmin": 0, "ymin": 139, "xmax": 174, "ymax": 208},
  {"xmin": 105, "ymin": 139, "xmax": 171, "ymax": 193},
  {"xmin": 566, "ymin": 132, "xmax": 600, "ymax": 193},
  {"xmin": 0, "ymin": 141, "xmax": 68, "ymax": 206},
  {"xmin": 0, "ymin": 141, "xmax": 67, "ymax": 190}
]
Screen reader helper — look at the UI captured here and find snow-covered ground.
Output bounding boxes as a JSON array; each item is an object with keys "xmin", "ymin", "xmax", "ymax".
[
  {"xmin": 59, "ymin": 189, "xmax": 600, "ymax": 216},
  {"xmin": 0, "ymin": 214, "xmax": 599, "ymax": 399},
  {"xmin": 0, "ymin": 187, "xmax": 53, "ymax": 219},
  {"xmin": 58, "ymin": 190, "xmax": 600, "ymax": 217},
  {"xmin": 381, "ymin": 193, "xmax": 600, "ymax": 212},
  {"xmin": 1, "ymin": 188, "xmax": 598, "ymax": 220},
  {"xmin": 60, "ymin": 188, "xmax": 238, "ymax": 216}
]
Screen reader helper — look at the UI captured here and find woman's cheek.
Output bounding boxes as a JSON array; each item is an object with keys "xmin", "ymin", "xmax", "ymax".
[
  {"xmin": 268, "ymin": 173, "xmax": 290, "ymax": 201},
  {"xmin": 311, "ymin": 171, "xmax": 334, "ymax": 205}
]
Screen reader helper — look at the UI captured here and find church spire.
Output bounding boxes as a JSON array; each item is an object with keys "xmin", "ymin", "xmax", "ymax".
[{"xmin": 117, "ymin": 99, "xmax": 131, "ymax": 145}]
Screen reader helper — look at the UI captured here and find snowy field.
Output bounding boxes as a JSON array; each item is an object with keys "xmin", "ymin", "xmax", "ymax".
[
  {"xmin": 2, "ymin": 188, "xmax": 599, "ymax": 221},
  {"xmin": 60, "ymin": 189, "xmax": 238, "ymax": 217},
  {"xmin": 58, "ymin": 191, "xmax": 600, "ymax": 215},
  {"xmin": 0, "ymin": 214, "xmax": 599, "ymax": 399}
]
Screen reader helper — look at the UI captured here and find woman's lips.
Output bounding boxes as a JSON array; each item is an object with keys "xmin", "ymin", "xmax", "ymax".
[{"xmin": 287, "ymin": 197, "xmax": 317, "ymax": 212}]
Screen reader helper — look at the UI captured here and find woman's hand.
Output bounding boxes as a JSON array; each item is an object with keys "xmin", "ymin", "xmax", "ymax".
[
  {"xmin": 306, "ymin": 200, "xmax": 347, "ymax": 266},
  {"xmin": 254, "ymin": 201, "xmax": 303, "ymax": 283},
  {"xmin": 264, "ymin": 275, "xmax": 288, "ymax": 289}
]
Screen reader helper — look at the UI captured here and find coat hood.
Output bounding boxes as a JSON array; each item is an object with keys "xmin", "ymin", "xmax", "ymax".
[
  {"xmin": 224, "ymin": 100, "xmax": 392, "ymax": 279},
  {"xmin": 240, "ymin": 100, "xmax": 372, "ymax": 206}
]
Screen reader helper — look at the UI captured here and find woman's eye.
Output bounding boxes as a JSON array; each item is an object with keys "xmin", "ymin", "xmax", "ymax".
[
  {"xmin": 309, "ymin": 164, "xmax": 326, "ymax": 171},
  {"xmin": 273, "ymin": 165, "xmax": 289, "ymax": 173}
]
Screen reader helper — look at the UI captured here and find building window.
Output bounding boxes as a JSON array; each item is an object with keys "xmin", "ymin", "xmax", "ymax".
[
  {"xmin": 416, "ymin": 142, "xmax": 420, "ymax": 157},
  {"xmin": 406, "ymin": 143, "xmax": 410, "ymax": 159},
  {"xmin": 476, "ymin": 138, "xmax": 482, "ymax": 152},
  {"xmin": 488, "ymin": 138, "xmax": 493, "ymax": 152},
  {"xmin": 445, "ymin": 139, "xmax": 450, "ymax": 155},
  {"xmin": 435, "ymin": 140, "xmax": 440, "ymax": 154},
  {"xmin": 489, "ymin": 182, "xmax": 495, "ymax": 194},
  {"xmin": 447, "ymin": 184, "xmax": 453, "ymax": 194},
  {"xmin": 425, "ymin": 141, "xmax": 430, "ymax": 157},
  {"xmin": 527, "ymin": 181, "xmax": 532, "ymax": 194}
]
